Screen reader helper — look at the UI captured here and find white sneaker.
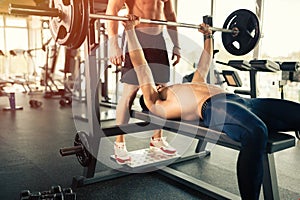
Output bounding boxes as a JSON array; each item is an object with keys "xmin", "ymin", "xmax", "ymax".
[
  {"xmin": 150, "ymin": 137, "xmax": 177, "ymax": 155},
  {"xmin": 114, "ymin": 142, "xmax": 131, "ymax": 165}
]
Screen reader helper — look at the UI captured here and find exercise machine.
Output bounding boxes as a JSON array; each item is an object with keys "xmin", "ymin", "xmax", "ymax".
[{"xmin": 0, "ymin": 50, "xmax": 23, "ymax": 111}]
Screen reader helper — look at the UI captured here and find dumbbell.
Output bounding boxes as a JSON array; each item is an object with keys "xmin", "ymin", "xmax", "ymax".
[
  {"xmin": 20, "ymin": 185, "xmax": 62, "ymax": 200},
  {"xmin": 41, "ymin": 188, "xmax": 76, "ymax": 200},
  {"xmin": 63, "ymin": 188, "xmax": 76, "ymax": 200},
  {"xmin": 59, "ymin": 97, "xmax": 72, "ymax": 106},
  {"xmin": 20, "ymin": 191, "xmax": 64, "ymax": 200},
  {"xmin": 29, "ymin": 99, "xmax": 42, "ymax": 108},
  {"xmin": 20, "ymin": 186, "xmax": 76, "ymax": 200},
  {"xmin": 20, "ymin": 190, "xmax": 36, "ymax": 200}
]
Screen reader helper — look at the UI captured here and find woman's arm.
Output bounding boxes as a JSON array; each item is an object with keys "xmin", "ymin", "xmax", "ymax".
[
  {"xmin": 191, "ymin": 24, "xmax": 213, "ymax": 83},
  {"xmin": 124, "ymin": 15, "xmax": 160, "ymax": 113}
]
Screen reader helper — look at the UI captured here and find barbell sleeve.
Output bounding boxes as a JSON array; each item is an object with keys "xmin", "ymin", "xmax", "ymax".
[
  {"xmin": 8, "ymin": 4, "xmax": 61, "ymax": 18},
  {"xmin": 59, "ymin": 145, "xmax": 83, "ymax": 157},
  {"xmin": 210, "ymin": 27, "xmax": 235, "ymax": 33}
]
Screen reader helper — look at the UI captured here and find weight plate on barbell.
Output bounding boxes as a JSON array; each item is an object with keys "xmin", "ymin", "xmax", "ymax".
[
  {"xmin": 49, "ymin": 0, "xmax": 78, "ymax": 46},
  {"xmin": 222, "ymin": 9, "xmax": 260, "ymax": 56},
  {"xmin": 74, "ymin": 131, "xmax": 92, "ymax": 167},
  {"xmin": 66, "ymin": 0, "xmax": 88, "ymax": 49}
]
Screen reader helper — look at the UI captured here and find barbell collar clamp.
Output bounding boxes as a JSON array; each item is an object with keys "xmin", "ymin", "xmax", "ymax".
[{"xmin": 59, "ymin": 145, "xmax": 84, "ymax": 157}]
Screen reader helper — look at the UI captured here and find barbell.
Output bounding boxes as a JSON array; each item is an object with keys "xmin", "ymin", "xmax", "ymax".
[{"xmin": 8, "ymin": 0, "xmax": 260, "ymax": 55}]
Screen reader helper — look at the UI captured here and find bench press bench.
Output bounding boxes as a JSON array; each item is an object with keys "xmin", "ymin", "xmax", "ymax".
[
  {"xmin": 63, "ymin": 109, "xmax": 296, "ymax": 200},
  {"xmin": 63, "ymin": 55, "xmax": 297, "ymax": 198},
  {"xmin": 59, "ymin": 44, "xmax": 296, "ymax": 199},
  {"xmin": 130, "ymin": 110, "xmax": 296, "ymax": 199}
]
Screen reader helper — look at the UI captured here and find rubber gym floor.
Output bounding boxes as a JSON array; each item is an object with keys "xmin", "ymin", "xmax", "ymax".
[{"xmin": 0, "ymin": 92, "xmax": 299, "ymax": 200}]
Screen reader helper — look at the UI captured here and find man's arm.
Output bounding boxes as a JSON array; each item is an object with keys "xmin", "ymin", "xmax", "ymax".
[
  {"xmin": 163, "ymin": 0, "xmax": 180, "ymax": 66},
  {"xmin": 191, "ymin": 25, "xmax": 213, "ymax": 83},
  {"xmin": 106, "ymin": 0, "xmax": 125, "ymax": 66}
]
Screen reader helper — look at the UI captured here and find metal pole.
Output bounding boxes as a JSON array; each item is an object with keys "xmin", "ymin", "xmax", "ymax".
[{"xmin": 253, "ymin": 0, "xmax": 264, "ymax": 59}]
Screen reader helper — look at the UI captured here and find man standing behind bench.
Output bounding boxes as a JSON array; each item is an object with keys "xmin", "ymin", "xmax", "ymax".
[
  {"xmin": 123, "ymin": 15, "xmax": 300, "ymax": 200},
  {"xmin": 106, "ymin": 0, "xmax": 181, "ymax": 164}
]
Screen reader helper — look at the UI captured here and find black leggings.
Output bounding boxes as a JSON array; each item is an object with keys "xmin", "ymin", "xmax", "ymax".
[{"xmin": 202, "ymin": 93, "xmax": 300, "ymax": 199}]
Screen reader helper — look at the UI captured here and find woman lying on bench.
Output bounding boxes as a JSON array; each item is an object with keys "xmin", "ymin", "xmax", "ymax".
[{"xmin": 123, "ymin": 15, "xmax": 300, "ymax": 199}]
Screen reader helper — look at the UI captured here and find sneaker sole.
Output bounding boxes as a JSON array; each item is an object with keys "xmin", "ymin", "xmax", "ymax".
[
  {"xmin": 115, "ymin": 156, "xmax": 131, "ymax": 165},
  {"xmin": 149, "ymin": 146, "xmax": 176, "ymax": 156}
]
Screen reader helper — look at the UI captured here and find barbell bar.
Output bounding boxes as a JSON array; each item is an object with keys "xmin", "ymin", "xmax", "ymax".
[
  {"xmin": 89, "ymin": 13, "xmax": 237, "ymax": 34},
  {"xmin": 9, "ymin": 3, "xmax": 238, "ymax": 33},
  {"xmin": 8, "ymin": 2, "xmax": 260, "ymax": 55}
]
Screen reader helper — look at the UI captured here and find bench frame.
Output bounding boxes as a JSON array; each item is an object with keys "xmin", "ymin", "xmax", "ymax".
[
  {"xmin": 70, "ymin": 110, "xmax": 295, "ymax": 200},
  {"xmin": 72, "ymin": 37, "xmax": 295, "ymax": 200}
]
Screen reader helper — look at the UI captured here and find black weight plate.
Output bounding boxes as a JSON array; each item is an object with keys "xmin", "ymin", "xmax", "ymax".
[
  {"xmin": 74, "ymin": 131, "xmax": 92, "ymax": 167},
  {"xmin": 67, "ymin": 0, "xmax": 88, "ymax": 49},
  {"xmin": 59, "ymin": 99, "xmax": 66, "ymax": 106},
  {"xmin": 63, "ymin": 188, "xmax": 73, "ymax": 194},
  {"xmin": 20, "ymin": 190, "xmax": 31, "ymax": 198},
  {"xmin": 222, "ymin": 9, "xmax": 260, "ymax": 56},
  {"xmin": 51, "ymin": 185, "xmax": 62, "ymax": 193}
]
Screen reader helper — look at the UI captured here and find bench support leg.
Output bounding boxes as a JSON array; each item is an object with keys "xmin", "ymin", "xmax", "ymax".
[{"xmin": 262, "ymin": 153, "xmax": 280, "ymax": 200}]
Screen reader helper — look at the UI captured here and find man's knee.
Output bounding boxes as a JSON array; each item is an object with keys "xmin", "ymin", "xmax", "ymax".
[{"xmin": 117, "ymin": 84, "xmax": 139, "ymax": 108}]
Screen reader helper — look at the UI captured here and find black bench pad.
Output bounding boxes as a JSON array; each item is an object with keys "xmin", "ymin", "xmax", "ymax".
[
  {"xmin": 267, "ymin": 132, "xmax": 295, "ymax": 153},
  {"xmin": 131, "ymin": 110, "xmax": 296, "ymax": 154}
]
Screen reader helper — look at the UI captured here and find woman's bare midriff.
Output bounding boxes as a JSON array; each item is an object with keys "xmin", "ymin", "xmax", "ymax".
[{"xmin": 160, "ymin": 83, "xmax": 225, "ymax": 120}]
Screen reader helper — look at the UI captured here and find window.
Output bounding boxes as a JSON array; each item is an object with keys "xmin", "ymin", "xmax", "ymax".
[
  {"xmin": 5, "ymin": 16, "xmax": 27, "ymax": 27},
  {"xmin": 0, "ymin": 28, "xmax": 4, "ymax": 50},
  {"xmin": 261, "ymin": 0, "xmax": 300, "ymax": 61},
  {"xmin": 0, "ymin": 16, "xmax": 4, "ymax": 51},
  {"xmin": 1, "ymin": 15, "xmax": 29, "ymax": 75},
  {"xmin": 173, "ymin": 0, "xmax": 212, "ymax": 77},
  {"xmin": 0, "ymin": 16, "xmax": 3, "ymax": 26},
  {"xmin": 260, "ymin": 0, "xmax": 300, "ymax": 102},
  {"xmin": 0, "ymin": 28, "xmax": 5, "ymax": 76},
  {"xmin": 5, "ymin": 28, "xmax": 28, "ymax": 50}
]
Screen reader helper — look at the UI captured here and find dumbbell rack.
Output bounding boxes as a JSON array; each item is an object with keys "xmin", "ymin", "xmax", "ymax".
[{"xmin": 20, "ymin": 185, "xmax": 76, "ymax": 200}]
